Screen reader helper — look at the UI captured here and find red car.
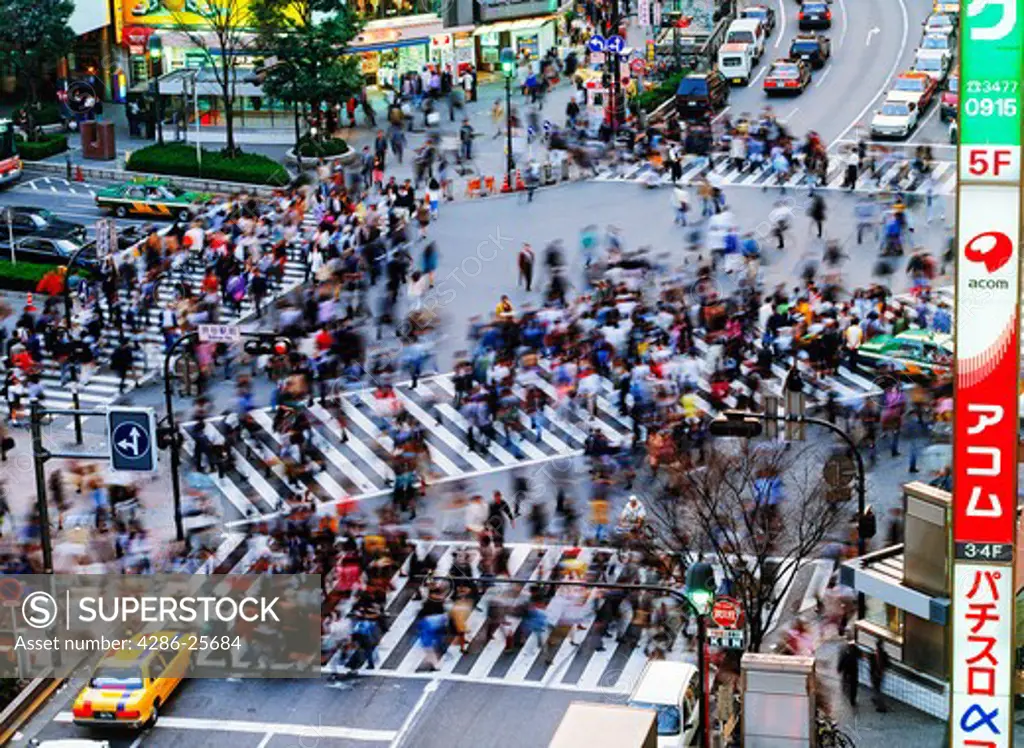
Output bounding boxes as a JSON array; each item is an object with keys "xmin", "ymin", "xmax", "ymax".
[
  {"xmin": 763, "ymin": 59, "xmax": 811, "ymax": 95},
  {"xmin": 941, "ymin": 65, "xmax": 958, "ymax": 122},
  {"xmin": 887, "ymin": 71, "xmax": 938, "ymax": 111}
]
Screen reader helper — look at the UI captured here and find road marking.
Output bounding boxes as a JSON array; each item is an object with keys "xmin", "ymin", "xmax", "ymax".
[
  {"xmin": 814, "ymin": 67, "xmax": 833, "ymax": 88},
  {"xmin": 255, "ymin": 733, "xmax": 274, "ymax": 748},
  {"xmin": 712, "ymin": 106, "xmax": 732, "ymax": 123},
  {"xmin": 29, "ymin": 181, "xmax": 39, "ymax": 191},
  {"xmin": 54, "ymin": 713, "xmax": 398, "ymax": 742},
  {"xmin": 752, "ymin": 66, "xmax": 769, "ymax": 86},
  {"xmin": 390, "ymin": 680, "xmax": 439, "ymax": 748},
  {"xmin": 829, "ymin": 0, "xmax": 907, "ymax": 149},
  {"xmin": 838, "ymin": 0, "xmax": 848, "ymax": 48},
  {"xmin": 774, "ymin": 0, "xmax": 786, "ymax": 48},
  {"xmin": 780, "ymin": 107, "xmax": 800, "ymax": 123},
  {"xmin": 128, "ymin": 736, "xmax": 145, "ymax": 748},
  {"xmin": 866, "ymin": 26, "xmax": 880, "ymax": 45},
  {"xmin": 907, "ymin": 102, "xmax": 941, "ymax": 142}
]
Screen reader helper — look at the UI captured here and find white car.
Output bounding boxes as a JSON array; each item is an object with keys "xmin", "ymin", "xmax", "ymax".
[
  {"xmin": 628, "ymin": 661, "xmax": 700, "ymax": 748},
  {"xmin": 920, "ymin": 33, "xmax": 953, "ymax": 53},
  {"xmin": 924, "ymin": 12, "xmax": 956, "ymax": 39},
  {"xmin": 871, "ymin": 97, "xmax": 920, "ymax": 139},
  {"xmin": 913, "ymin": 48, "xmax": 951, "ymax": 82}
]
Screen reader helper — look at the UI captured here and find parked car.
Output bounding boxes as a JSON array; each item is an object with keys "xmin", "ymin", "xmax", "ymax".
[
  {"xmin": 674, "ymin": 72, "xmax": 729, "ymax": 120},
  {"xmin": 887, "ymin": 71, "xmax": 938, "ymax": 111},
  {"xmin": 0, "ymin": 235, "xmax": 97, "ymax": 269},
  {"xmin": 920, "ymin": 32, "xmax": 953, "ymax": 54},
  {"xmin": 1, "ymin": 207, "xmax": 86, "ymax": 243},
  {"xmin": 788, "ymin": 33, "xmax": 831, "ymax": 68},
  {"xmin": 924, "ymin": 12, "xmax": 956, "ymax": 39}
]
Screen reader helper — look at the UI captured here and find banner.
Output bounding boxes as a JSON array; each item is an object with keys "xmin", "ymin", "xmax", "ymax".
[{"xmin": 952, "ymin": 1, "xmax": 1022, "ymax": 747}]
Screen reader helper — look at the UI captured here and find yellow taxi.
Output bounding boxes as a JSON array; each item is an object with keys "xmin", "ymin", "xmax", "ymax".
[{"xmin": 72, "ymin": 631, "xmax": 189, "ymax": 729}]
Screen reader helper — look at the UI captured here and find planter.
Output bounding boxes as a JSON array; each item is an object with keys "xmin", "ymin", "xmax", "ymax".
[{"xmin": 284, "ymin": 146, "xmax": 357, "ymax": 167}]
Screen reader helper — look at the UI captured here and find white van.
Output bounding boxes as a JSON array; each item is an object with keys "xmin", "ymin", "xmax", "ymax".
[
  {"xmin": 627, "ymin": 661, "xmax": 701, "ymax": 747},
  {"xmin": 717, "ymin": 42, "xmax": 755, "ymax": 85},
  {"xmin": 725, "ymin": 18, "xmax": 766, "ymax": 61}
]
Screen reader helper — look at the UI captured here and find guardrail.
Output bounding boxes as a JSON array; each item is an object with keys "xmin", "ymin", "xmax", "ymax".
[
  {"xmin": 21, "ymin": 160, "xmax": 280, "ymax": 197},
  {"xmin": 0, "ymin": 672, "xmax": 65, "ymax": 745}
]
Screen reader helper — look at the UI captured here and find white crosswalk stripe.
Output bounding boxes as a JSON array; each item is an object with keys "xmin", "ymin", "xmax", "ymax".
[{"xmin": 592, "ymin": 156, "xmax": 958, "ymax": 196}]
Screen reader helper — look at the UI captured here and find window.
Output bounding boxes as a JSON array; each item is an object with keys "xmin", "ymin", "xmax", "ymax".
[
  {"xmin": 728, "ymin": 31, "xmax": 754, "ymax": 44},
  {"xmin": 629, "ymin": 702, "xmax": 682, "ymax": 736},
  {"xmin": 677, "ymin": 79, "xmax": 709, "ymax": 96},
  {"xmin": 895, "ymin": 78, "xmax": 924, "ymax": 92},
  {"xmin": 722, "ymin": 56, "xmax": 743, "ymax": 67},
  {"xmin": 90, "ymin": 667, "xmax": 144, "ymax": 690},
  {"xmin": 147, "ymin": 653, "xmax": 169, "ymax": 679},
  {"xmin": 881, "ymin": 101, "xmax": 911, "ymax": 116}
]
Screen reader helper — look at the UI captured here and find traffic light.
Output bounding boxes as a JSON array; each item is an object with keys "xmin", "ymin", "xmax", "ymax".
[
  {"xmin": 243, "ymin": 336, "xmax": 293, "ymax": 357},
  {"xmin": 157, "ymin": 424, "xmax": 181, "ymax": 451},
  {"xmin": 685, "ymin": 560, "xmax": 716, "ymax": 614},
  {"xmin": 500, "ymin": 47, "xmax": 516, "ymax": 79},
  {"xmin": 708, "ymin": 413, "xmax": 763, "ymax": 439}
]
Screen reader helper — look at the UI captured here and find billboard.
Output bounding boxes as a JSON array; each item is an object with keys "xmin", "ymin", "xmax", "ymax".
[
  {"xmin": 122, "ymin": 0, "xmax": 252, "ymax": 31},
  {"xmin": 952, "ymin": 1, "xmax": 1022, "ymax": 747}
]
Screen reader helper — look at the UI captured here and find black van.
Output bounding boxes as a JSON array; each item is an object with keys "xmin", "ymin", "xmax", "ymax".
[{"xmin": 674, "ymin": 72, "xmax": 729, "ymax": 120}]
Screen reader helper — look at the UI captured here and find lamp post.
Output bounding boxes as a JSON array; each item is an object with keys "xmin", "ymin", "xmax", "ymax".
[
  {"xmin": 148, "ymin": 34, "xmax": 164, "ymax": 146},
  {"xmin": 708, "ymin": 409, "xmax": 869, "ymax": 617},
  {"xmin": 685, "ymin": 560, "xmax": 716, "ymax": 748},
  {"xmin": 500, "ymin": 47, "xmax": 516, "ymax": 189},
  {"xmin": 61, "ymin": 246, "xmax": 92, "ymax": 445}
]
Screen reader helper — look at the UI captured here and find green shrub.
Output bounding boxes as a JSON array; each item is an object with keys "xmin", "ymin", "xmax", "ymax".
[
  {"xmin": 634, "ymin": 69, "xmax": 690, "ymax": 113},
  {"xmin": 14, "ymin": 133, "xmax": 68, "ymax": 160},
  {"xmin": 0, "ymin": 260, "xmax": 67, "ymax": 289},
  {"xmin": 15, "ymin": 102, "xmax": 62, "ymax": 126},
  {"xmin": 126, "ymin": 143, "xmax": 290, "ymax": 186},
  {"xmin": 296, "ymin": 137, "xmax": 349, "ymax": 158}
]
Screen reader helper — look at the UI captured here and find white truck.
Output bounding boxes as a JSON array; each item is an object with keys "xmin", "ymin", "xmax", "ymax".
[{"xmin": 717, "ymin": 42, "xmax": 756, "ymax": 85}]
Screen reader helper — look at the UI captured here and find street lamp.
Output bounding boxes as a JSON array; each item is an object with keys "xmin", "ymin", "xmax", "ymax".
[
  {"xmin": 500, "ymin": 47, "xmax": 516, "ymax": 190},
  {"xmin": 148, "ymin": 35, "xmax": 164, "ymax": 146}
]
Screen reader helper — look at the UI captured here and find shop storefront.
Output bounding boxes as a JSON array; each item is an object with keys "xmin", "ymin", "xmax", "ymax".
[
  {"xmin": 429, "ymin": 30, "xmax": 476, "ymax": 74},
  {"xmin": 351, "ymin": 15, "xmax": 469, "ymax": 88},
  {"xmin": 473, "ymin": 16, "xmax": 558, "ymax": 71}
]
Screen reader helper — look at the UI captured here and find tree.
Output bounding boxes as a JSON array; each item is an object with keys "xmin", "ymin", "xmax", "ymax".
[
  {"xmin": 0, "ymin": 0, "xmax": 75, "ymax": 141},
  {"xmin": 172, "ymin": 0, "xmax": 255, "ymax": 156},
  {"xmin": 645, "ymin": 441, "xmax": 852, "ymax": 653},
  {"xmin": 251, "ymin": 0, "xmax": 364, "ymax": 147}
]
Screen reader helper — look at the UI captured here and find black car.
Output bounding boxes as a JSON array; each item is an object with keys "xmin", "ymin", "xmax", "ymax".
[
  {"xmin": 3, "ymin": 207, "xmax": 87, "ymax": 243},
  {"xmin": 0, "ymin": 236, "xmax": 97, "ymax": 269},
  {"xmin": 798, "ymin": 1, "xmax": 832, "ymax": 29},
  {"xmin": 674, "ymin": 71, "xmax": 729, "ymax": 120},
  {"xmin": 789, "ymin": 34, "xmax": 831, "ymax": 68}
]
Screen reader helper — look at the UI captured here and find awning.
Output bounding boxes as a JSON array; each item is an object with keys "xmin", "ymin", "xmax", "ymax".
[{"xmin": 473, "ymin": 15, "xmax": 557, "ymax": 35}]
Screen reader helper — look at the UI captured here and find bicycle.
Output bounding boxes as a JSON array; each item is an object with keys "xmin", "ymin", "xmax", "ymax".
[{"xmin": 816, "ymin": 713, "xmax": 855, "ymax": 748}]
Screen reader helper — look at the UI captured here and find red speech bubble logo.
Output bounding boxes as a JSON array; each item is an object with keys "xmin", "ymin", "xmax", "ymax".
[{"xmin": 964, "ymin": 231, "xmax": 1014, "ymax": 273}]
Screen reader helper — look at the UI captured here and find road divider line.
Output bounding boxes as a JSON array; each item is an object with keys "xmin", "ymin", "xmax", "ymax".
[
  {"xmin": 390, "ymin": 680, "xmax": 439, "ymax": 748},
  {"xmin": 814, "ymin": 67, "xmax": 833, "ymax": 88},
  {"xmin": 829, "ymin": 0, "xmax": 908, "ymax": 148},
  {"xmin": 774, "ymin": 0, "xmax": 786, "ymax": 48},
  {"xmin": 54, "ymin": 713, "xmax": 398, "ymax": 742},
  {"xmin": 838, "ymin": 0, "xmax": 848, "ymax": 48}
]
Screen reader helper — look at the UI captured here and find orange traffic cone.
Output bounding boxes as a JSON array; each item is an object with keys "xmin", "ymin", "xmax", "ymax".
[
  {"xmin": 500, "ymin": 173, "xmax": 511, "ymax": 193},
  {"xmin": 514, "ymin": 169, "xmax": 526, "ymax": 191},
  {"xmin": 73, "ymin": 165, "xmax": 85, "ymax": 182},
  {"xmin": 25, "ymin": 293, "xmax": 37, "ymax": 313}
]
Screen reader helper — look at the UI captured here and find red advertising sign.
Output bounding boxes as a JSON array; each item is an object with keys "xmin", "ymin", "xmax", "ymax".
[
  {"xmin": 952, "ymin": 186, "xmax": 1021, "ymax": 551},
  {"xmin": 710, "ymin": 597, "xmax": 744, "ymax": 629}
]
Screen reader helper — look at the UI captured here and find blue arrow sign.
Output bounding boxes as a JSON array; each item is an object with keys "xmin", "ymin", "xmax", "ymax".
[
  {"xmin": 587, "ymin": 35, "xmax": 607, "ymax": 53},
  {"xmin": 606, "ymin": 35, "xmax": 625, "ymax": 54},
  {"xmin": 107, "ymin": 407, "xmax": 158, "ymax": 472}
]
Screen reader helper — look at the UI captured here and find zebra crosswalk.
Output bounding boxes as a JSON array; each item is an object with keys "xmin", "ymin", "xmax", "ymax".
[
  {"xmin": 22, "ymin": 223, "xmax": 311, "ymax": 411},
  {"xmin": 593, "ymin": 155, "xmax": 958, "ymax": 196},
  {"xmin": 183, "ymin": 345, "xmax": 889, "ymax": 522}
]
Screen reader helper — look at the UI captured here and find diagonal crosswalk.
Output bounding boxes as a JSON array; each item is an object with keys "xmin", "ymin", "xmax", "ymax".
[{"xmin": 593, "ymin": 155, "xmax": 957, "ymax": 196}]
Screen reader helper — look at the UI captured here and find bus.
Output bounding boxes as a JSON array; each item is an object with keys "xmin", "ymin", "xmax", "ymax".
[{"xmin": 0, "ymin": 119, "xmax": 22, "ymax": 187}]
